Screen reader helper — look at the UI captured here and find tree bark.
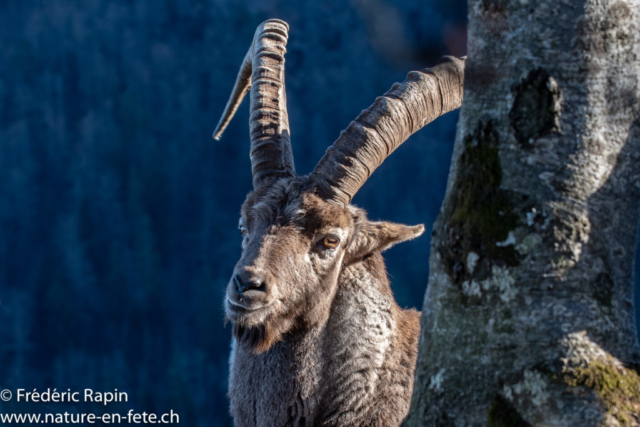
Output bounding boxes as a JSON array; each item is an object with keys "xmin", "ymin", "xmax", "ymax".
[{"xmin": 405, "ymin": 0, "xmax": 640, "ymax": 425}]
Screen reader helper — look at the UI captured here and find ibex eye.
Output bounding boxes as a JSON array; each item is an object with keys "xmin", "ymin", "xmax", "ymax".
[
  {"xmin": 323, "ymin": 236, "xmax": 340, "ymax": 249},
  {"xmin": 240, "ymin": 227, "xmax": 248, "ymax": 237}
]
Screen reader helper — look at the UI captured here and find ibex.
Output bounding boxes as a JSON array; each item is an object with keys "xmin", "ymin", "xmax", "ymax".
[{"xmin": 214, "ymin": 19, "xmax": 464, "ymax": 426}]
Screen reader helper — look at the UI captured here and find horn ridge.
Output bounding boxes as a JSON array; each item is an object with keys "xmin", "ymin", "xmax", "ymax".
[
  {"xmin": 313, "ymin": 56, "xmax": 465, "ymax": 206},
  {"xmin": 213, "ymin": 19, "xmax": 295, "ymax": 189}
]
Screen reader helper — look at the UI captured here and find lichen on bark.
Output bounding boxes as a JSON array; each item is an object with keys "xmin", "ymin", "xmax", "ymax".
[
  {"xmin": 558, "ymin": 359, "xmax": 640, "ymax": 425},
  {"xmin": 554, "ymin": 331, "xmax": 640, "ymax": 425},
  {"xmin": 438, "ymin": 119, "xmax": 519, "ymax": 299}
]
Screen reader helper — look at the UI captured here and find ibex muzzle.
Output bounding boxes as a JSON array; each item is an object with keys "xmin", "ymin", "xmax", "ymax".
[{"xmin": 214, "ymin": 18, "xmax": 464, "ymax": 427}]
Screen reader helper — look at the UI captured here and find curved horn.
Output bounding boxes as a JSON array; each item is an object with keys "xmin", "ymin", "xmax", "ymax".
[
  {"xmin": 213, "ymin": 19, "xmax": 295, "ymax": 189},
  {"xmin": 313, "ymin": 56, "xmax": 465, "ymax": 206}
]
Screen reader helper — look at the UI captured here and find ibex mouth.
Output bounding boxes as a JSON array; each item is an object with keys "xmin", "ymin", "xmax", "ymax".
[
  {"xmin": 226, "ymin": 297, "xmax": 274, "ymax": 319},
  {"xmin": 227, "ymin": 298, "xmax": 267, "ymax": 311}
]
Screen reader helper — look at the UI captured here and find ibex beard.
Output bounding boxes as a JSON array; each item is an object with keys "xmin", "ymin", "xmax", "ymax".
[{"xmin": 225, "ymin": 179, "xmax": 424, "ymax": 354}]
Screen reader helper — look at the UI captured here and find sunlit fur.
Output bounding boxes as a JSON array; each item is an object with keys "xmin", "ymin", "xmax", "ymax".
[{"xmin": 225, "ymin": 176, "xmax": 424, "ymax": 426}]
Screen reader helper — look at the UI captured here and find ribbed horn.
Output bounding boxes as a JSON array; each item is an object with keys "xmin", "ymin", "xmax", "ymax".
[
  {"xmin": 313, "ymin": 56, "xmax": 465, "ymax": 206},
  {"xmin": 213, "ymin": 19, "xmax": 295, "ymax": 189}
]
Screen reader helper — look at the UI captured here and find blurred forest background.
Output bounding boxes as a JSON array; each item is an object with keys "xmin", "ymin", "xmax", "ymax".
[{"xmin": 0, "ymin": 0, "xmax": 636, "ymax": 425}]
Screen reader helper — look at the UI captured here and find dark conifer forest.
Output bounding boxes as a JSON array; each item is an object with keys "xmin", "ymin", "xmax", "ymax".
[{"xmin": 0, "ymin": 0, "xmax": 637, "ymax": 425}]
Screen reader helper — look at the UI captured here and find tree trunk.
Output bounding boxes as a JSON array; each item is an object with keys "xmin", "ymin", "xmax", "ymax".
[{"xmin": 405, "ymin": 0, "xmax": 640, "ymax": 425}]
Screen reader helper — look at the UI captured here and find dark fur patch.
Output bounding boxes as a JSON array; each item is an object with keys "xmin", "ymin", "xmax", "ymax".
[{"xmin": 232, "ymin": 322, "xmax": 278, "ymax": 354}]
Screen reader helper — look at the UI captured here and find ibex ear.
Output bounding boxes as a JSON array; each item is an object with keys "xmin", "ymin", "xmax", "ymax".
[{"xmin": 347, "ymin": 220, "xmax": 425, "ymax": 261}]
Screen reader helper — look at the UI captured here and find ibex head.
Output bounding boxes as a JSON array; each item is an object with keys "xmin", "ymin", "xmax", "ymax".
[
  {"xmin": 226, "ymin": 178, "xmax": 424, "ymax": 353},
  {"xmin": 214, "ymin": 19, "xmax": 464, "ymax": 353}
]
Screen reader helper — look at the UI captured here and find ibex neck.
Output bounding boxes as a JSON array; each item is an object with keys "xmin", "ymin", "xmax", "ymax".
[{"xmin": 229, "ymin": 252, "xmax": 419, "ymax": 426}]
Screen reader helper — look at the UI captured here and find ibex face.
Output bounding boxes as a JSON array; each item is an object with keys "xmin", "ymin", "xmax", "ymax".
[{"xmin": 226, "ymin": 177, "xmax": 424, "ymax": 353}]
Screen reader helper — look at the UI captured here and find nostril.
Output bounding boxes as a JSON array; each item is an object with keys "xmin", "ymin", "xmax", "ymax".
[
  {"xmin": 234, "ymin": 274, "xmax": 267, "ymax": 293},
  {"xmin": 233, "ymin": 274, "xmax": 243, "ymax": 292}
]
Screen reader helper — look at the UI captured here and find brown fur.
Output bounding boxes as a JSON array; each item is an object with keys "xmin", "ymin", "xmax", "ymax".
[{"xmin": 225, "ymin": 176, "xmax": 424, "ymax": 426}]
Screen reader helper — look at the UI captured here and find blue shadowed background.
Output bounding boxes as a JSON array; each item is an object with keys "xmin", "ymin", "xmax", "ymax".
[{"xmin": 0, "ymin": 1, "xmax": 637, "ymax": 426}]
